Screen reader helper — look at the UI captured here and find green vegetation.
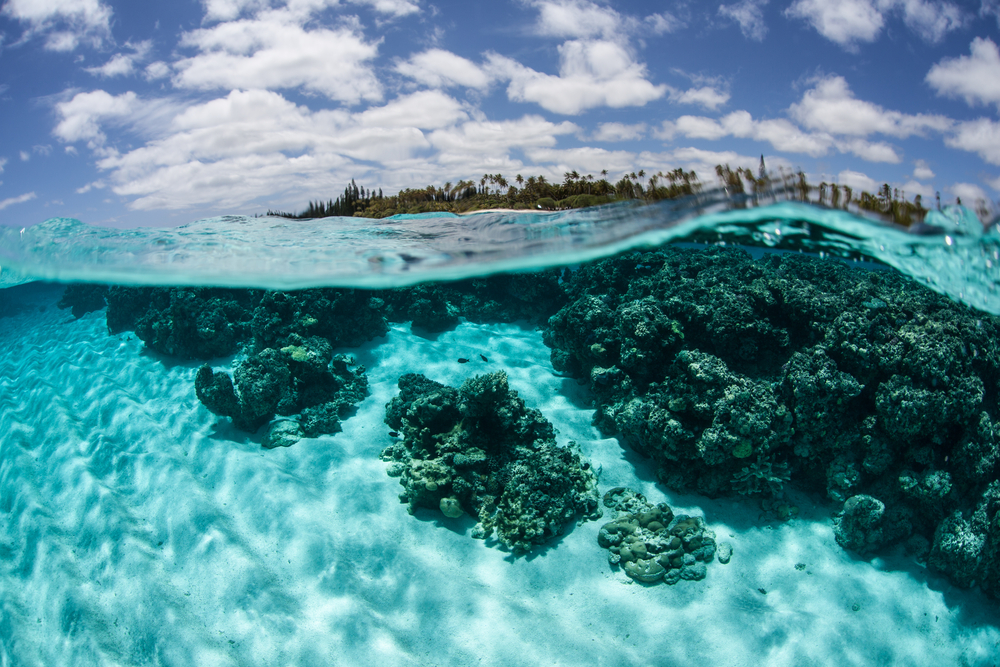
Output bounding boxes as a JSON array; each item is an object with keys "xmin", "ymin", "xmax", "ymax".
[{"xmin": 267, "ymin": 159, "xmax": 959, "ymax": 227}]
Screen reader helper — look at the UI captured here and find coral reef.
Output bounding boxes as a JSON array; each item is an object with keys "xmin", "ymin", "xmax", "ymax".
[
  {"xmin": 195, "ymin": 334, "xmax": 368, "ymax": 443},
  {"xmin": 380, "ymin": 370, "xmax": 601, "ymax": 553},
  {"xmin": 543, "ymin": 246, "xmax": 1000, "ymax": 596},
  {"xmin": 57, "ymin": 284, "xmax": 109, "ymax": 318},
  {"xmin": 597, "ymin": 487, "xmax": 718, "ymax": 584}
]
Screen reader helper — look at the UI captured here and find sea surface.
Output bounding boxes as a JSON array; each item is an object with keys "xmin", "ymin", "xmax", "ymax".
[{"xmin": 2, "ymin": 195, "xmax": 1000, "ymax": 666}]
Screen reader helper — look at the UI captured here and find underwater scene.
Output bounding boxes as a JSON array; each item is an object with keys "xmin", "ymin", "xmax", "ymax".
[{"xmin": 4, "ymin": 194, "xmax": 1000, "ymax": 666}]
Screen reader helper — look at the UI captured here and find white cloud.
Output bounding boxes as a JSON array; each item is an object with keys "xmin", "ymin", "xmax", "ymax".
[
  {"xmin": 988, "ymin": 174, "xmax": 1000, "ymax": 193},
  {"xmin": 926, "ymin": 37, "xmax": 1000, "ymax": 110},
  {"xmin": 19, "ymin": 151, "xmax": 30, "ymax": 161},
  {"xmin": 428, "ymin": 115, "xmax": 579, "ymax": 155},
  {"xmin": 359, "ymin": 90, "xmax": 467, "ymax": 129},
  {"xmin": 0, "ymin": 157, "xmax": 6, "ymax": 173},
  {"xmin": 53, "ymin": 90, "xmax": 140, "ymax": 147},
  {"xmin": 85, "ymin": 42, "xmax": 153, "ymax": 78},
  {"xmin": 489, "ymin": 40, "xmax": 667, "ymax": 115},
  {"xmin": 395, "ymin": 49, "xmax": 491, "ymax": 89},
  {"xmin": 718, "ymin": 0, "xmax": 769, "ymax": 41},
  {"xmin": 952, "ymin": 182, "xmax": 989, "ymax": 203},
  {"xmin": 671, "ymin": 111, "xmax": 833, "ymax": 157},
  {"xmin": 984, "ymin": 0, "xmax": 1000, "ymax": 25},
  {"xmin": 86, "ymin": 53, "xmax": 135, "ymax": 77},
  {"xmin": 841, "ymin": 138, "xmax": 901, "ymax": 163},
  {"xmin": 880, "ymin": 0, "xmax": 966, "ymax": 43},
  {"xmin": 785, "ymin": 0, "xmax": 883, "ymax": 48},
  {"xmin": 785, "ymin": 0, "xmax": 963, "ymax": 48},
  {"xmin": 899, "ymin": 179, "xmax": 935, "ymax": 199},
  {"xmin": 76, "ymin": 180, "xmax": 106, "ymax": 194},
  {"xmin": 174, "ymin": 12, "xmax": 383, "ymax": 103},
  {"xmin": 789, "ymin": 75, "xmax": 951, "ymax": 137},
  {"xmin": 144, "ymin": 62, "xmax": 171, "ymax": 80},
  {"xmin": 913, "ymin": 159, "xmax": 935, "ymax": 180},
  {"xmin": 2, "ymin": 0, "xmax": 112, "ymax": 50},
  {"xmin": 646, "ymin": 12, "xmax": 684, "ymax": 34},
  {"xmin": 0, "ymin": 192, "xmax": 37, "ymax": 211},
  {"xmin": 531, "ymin": 0, "xmax": 623, "ymax": 39},
  {"xmin": 593, "ymin": 122, "xmax": 646, "ymax": 142},
  {"xmin": 671, "ymin": 86, "xmax": 730, "ymax": 110},
  {"xmin": 523, "ymin": 147, "xmax": 638, "ymax": 174},
  {"xmin": 200, "ymin": 0, "xmax": 418, "ymax": 22},
  {"xmin": 946, "ymin": 118, "xmax": 1000, "ymax": 165},
  {"xmin": 838, "ymin": 169, "xmax": 879, "ymax": 192}
]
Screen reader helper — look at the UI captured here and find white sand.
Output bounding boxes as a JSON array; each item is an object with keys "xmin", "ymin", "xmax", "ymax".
[{"xmin": 1, "ymin": 283, "xmax": 998, "ymax": 666}]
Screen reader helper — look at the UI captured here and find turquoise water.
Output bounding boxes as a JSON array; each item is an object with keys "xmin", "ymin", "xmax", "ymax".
[{"xmin": 2, "ymin": 198, "xmax": 1000, "ymax": 666}]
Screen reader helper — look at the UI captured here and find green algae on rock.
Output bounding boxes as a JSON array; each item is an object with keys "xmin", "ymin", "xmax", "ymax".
[
  {"xmin": 598, "ymin": 487, "xmax": 718, "ymax": 585},
  {"xmin": 380, "ymin": 370, "xmax": 601, "ymax": 553}
]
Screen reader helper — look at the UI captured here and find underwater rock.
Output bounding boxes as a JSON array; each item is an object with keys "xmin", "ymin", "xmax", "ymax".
[
  {"xmin": 378, "ymin": 271, "xmax": 566, "ymax": 332},
  {"xmin": 195, "ymin": 334, "xmax": 368, "ymax": 441},
  {"xmin": 250, "ymin": 289, "xmax": 388, "ymax": 352},
  {"xmin": 543, "ymin": 245, "xmax": 1000, "ymax": 595},
  {"xmin": 380, "ymin": 370, "xmax": 601, "ymax": 553},
  {"xmin": 597, "ymin": 487, "xmax": 717, "ymax": 585},
  {"xmin": 106, "ymin": 286, "xmax": 256, "ymax": 359},
  {"xmin": 57, "ymin": 284, "xmax": 109, "ymax": 318}
]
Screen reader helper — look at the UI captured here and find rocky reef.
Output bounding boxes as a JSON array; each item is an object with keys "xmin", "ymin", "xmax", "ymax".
[
  {"xmin": 544, "ymin": 246, "xmax": 1000, "ymax": 596},
  {"xmin": 195, "ymin": 334, "xmax": 368, "ymax": 446},
  {"xmin": 380, "ymin": 370, "xmax": 601, "ymax": 553},
  {"xmin": 598, "ymin": 487, "xmax": 721, "ymax": 585}
]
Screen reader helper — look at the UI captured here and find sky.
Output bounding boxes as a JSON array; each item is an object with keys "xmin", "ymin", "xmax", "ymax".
[{"xmin": 0, "ymin": 0, "xmax": 999, "ymax": 228}]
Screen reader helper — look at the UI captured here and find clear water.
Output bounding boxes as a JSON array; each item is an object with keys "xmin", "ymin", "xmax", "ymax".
[{"xmin": 2, "ymin": 197, "xmax": 1000, "ymax": 666}]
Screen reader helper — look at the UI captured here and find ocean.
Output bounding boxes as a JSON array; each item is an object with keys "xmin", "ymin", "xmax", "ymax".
[{"xmin": 2, "ymin": 193, "xmax": 1000, "ymax": 666}]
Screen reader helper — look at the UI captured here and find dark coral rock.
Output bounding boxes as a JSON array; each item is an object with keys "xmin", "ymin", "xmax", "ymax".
[
  {"xmin": 57, "ymin": 284, "xmax": 109, "ymax": 318},
  {"xmin": 598, "ymin": 487, "xmax": 717, "ymax": 585},
  {"xmin": 196, "ymin": 335, "xmax": 368, "ymax": 441},
  {"xmin": 249, "ymin": 289, "xmax": 388, "ymax": 352},
  {"xmin": 544, "ymin": 245, "xmax": 1000, "ymax": 595},
  {"xmin": 106, "ymin": 286, "xmax": 255, "ymax": 359},
  {"xmin": 380, "ymin": 270, "xmax": 566, "ymax": 332},
  {"xmin": 380, "ymin": 370, "xmax": 600, "ymax": 553}
]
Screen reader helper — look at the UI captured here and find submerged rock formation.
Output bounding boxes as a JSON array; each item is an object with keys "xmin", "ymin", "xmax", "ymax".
[
  {"xmin": 195, "ymin": 334, "xmax": 368, "ymax": 444},
  {"xmin": 598, "ymin": 487, "xmax": 719, "ymax": 585},
  {"xmin": 380, "ymin": 370, "xmax": 601, "ymax": 553},
  {"xmin": 544, "ymin": 246, "xmax": 1000, "ymax": 596}
]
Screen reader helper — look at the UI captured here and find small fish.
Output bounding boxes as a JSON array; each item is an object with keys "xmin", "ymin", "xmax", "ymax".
[
  {"xmin": 458, "ymin": 358, "xmax": 469, "ymax": 363},
  {"xmin": 388, "ymin": 431, "xmax": 399, "ymax": 438},
  {"xmin": 480, "ymin": 354, "xmax": 488, "ymax": 362}
]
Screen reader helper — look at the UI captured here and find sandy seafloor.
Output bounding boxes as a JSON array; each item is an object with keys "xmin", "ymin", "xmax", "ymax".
[{"xmin": 1, "ymin": 281, "xmax": 999, "ymax": 667}]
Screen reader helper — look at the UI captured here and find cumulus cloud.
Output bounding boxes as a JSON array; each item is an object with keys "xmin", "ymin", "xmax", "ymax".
[
  {"xmin": 200, "ymin": 0, "xmax": 418, "ymax": 22},
  {"xmin": 913, "ymin": 159, "xmax": 935, "ymax": 180},
  {"xmin": 0, "ymin": 157, "xmax": 6, "ymax": 173},
  {"xmin": 952, "ymin": 182, "xmax": 989, "ymax": 203},
  {"xmin": 523, "ymin": 147, "xmax": 638, "ymax": 175},
  {"xmin": 988, "ymin": 174, "xmax": 1000, "ymax": 193},
  {"xmin": 926, "ymin": 37, "xmax": 1000, "ymax": 110},
  {"xmin": 789, "ymin": 75, "xmax": 951, "ymax": 137},
  {"xmin": 946, "ymin": 118, "xmax": 1000, "ymax": 165},
  {"xmin": 592, "ymin": 122, "xmax": 646, "ymax": 142},
  {"xmin": 838, "ymin": 169, "xmax": 879, "ymax": 192},
  {"xmin": 395, "ymin": 49, "xmax": 492, "ymax": 89},
  {"xmin": 0, "ymin": 192, "xmax": 37, "ymax": 211},
  {"xmin": 885, "ymin": 0, "xmax": 966, "ymax": 43},
  {"xmin": 174, "ymin": 12, "xmax": 383, "ymax": 103},
  {"xmin": 427, "ymin": 115, "xmax": 578, "ymax": 155},
  {"xmin": 53, "ymin": 90, "xmax": 140, "ymax": 147},
  {"xmin": 670, "ymin": 111, "xmax": 833, "ymax": 157},
  {"xmin": 718, "ymin": 0, "xmax": 769, "ymax": 41},
  {"xmin": 785, "ymin": 0, "xmax": 884, "ymax": 48},
  {"xmin": 530, "ymin": 0, "xmax": 624, "ymax": 39},
  {"xmin": 670, "ymin": 86, "xmax": 730, "ymax": 110},
  {"xmin": 85, "ymin": 41, "xmax": 154, "ymax": 78},
  {"xmin": 2, "ymin": 0, "xmax": 112, "ymax": 51},
  {"xmin": 359, "ymin": 90, "xmax": 468, "ymax": 129},
  {"xmin": 489, "ymin": 40, "xmax": 666, "ymax": 115}
]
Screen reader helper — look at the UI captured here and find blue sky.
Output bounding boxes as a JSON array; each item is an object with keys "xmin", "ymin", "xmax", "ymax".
[{"xmin": 0, "ymin": 0, "xmax": 999, "ymax": 227}]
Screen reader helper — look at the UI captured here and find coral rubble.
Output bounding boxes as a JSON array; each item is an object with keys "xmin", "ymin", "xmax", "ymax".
[{"xmin": 598, "ymin": 487, "xmax": 718, "ymax": 584}]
